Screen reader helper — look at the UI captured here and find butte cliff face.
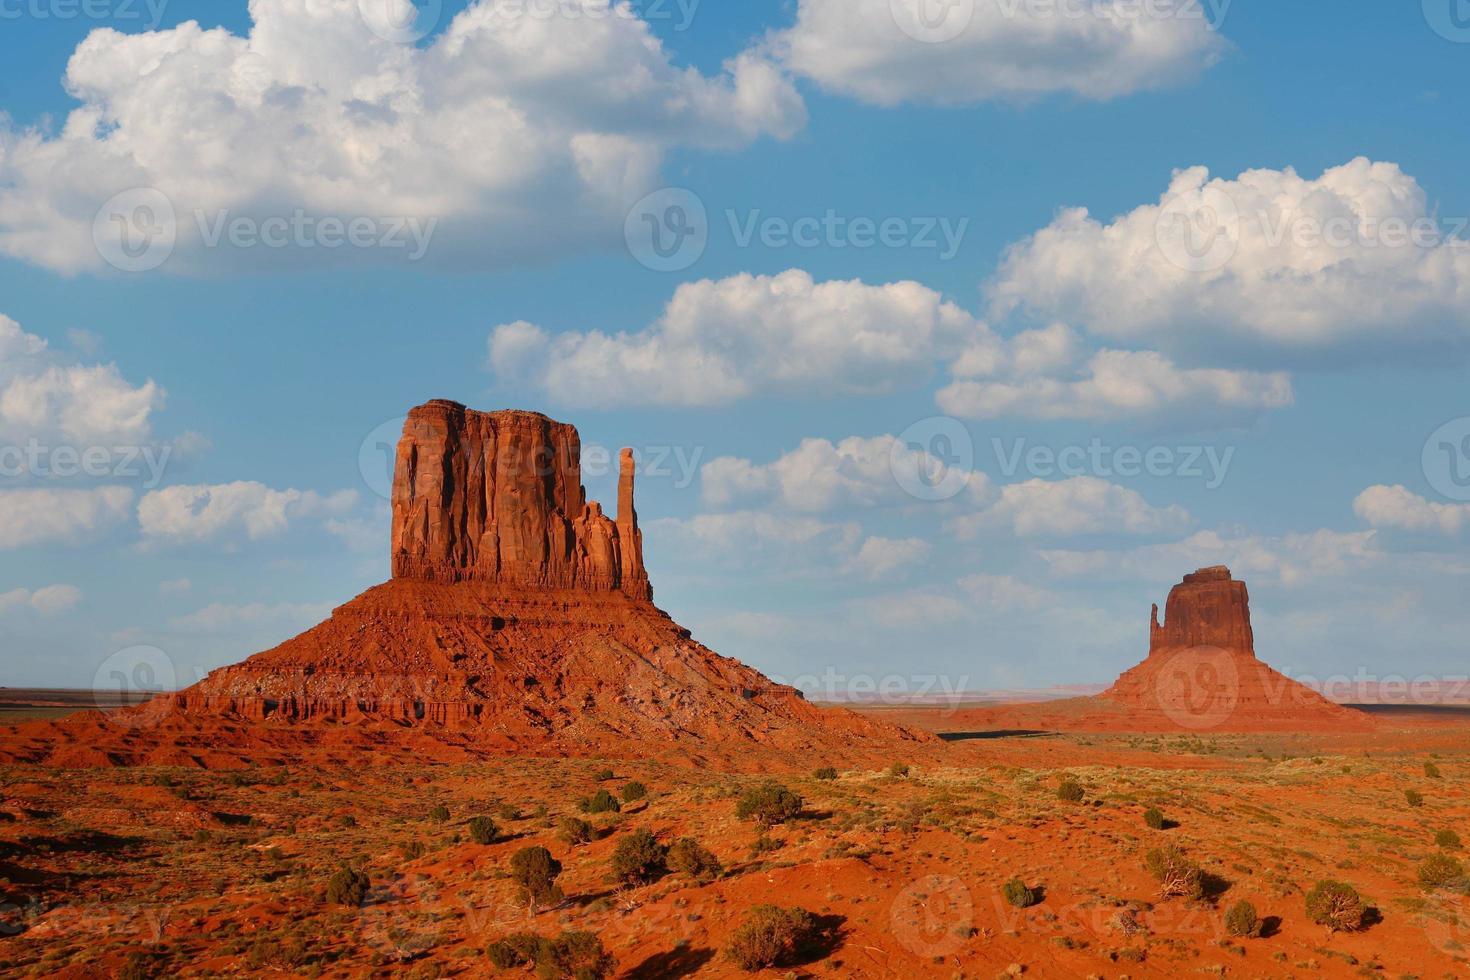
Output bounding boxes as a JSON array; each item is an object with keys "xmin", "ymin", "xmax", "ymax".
[
  {"xmin": 11, "ymin": 401, "xmax": 922, "ymax": 767},
  {"xmin": 1104, "ymin": 566, "xmax": 1373, "ymax": 732},
  {"xmin": 390, "ymin": 402, "xmax": 650, "ymax": 599}
]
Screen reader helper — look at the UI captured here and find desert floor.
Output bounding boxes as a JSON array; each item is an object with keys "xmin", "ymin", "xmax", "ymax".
[{"xmin": 0, "ymin": 705, "xmax": 1467, "ymax": 978}]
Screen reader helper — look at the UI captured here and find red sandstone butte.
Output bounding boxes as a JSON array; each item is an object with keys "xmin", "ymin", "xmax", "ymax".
[{"xmin": 0, "ymin": 402, "xmax": 925, "ymax": 768}]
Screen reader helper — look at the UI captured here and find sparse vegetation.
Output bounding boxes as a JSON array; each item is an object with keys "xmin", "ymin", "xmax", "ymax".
[
  {"xmin": 580, "ymin": 789, "xmax": 621, "ymax": 814},
  {"xmin": 1144, "ymin": 807, "xmax": 1166, "ymax": 830},
  {"xmin": 428, "ymin": 804, "xmax": 451, "ymax": 823},
  {"xmin": 667, "ymin": 837, "xmax": 723, "ymax": 883},
  {"xmin": 621, "ymin": 780, "xmax": 647, "ymax": 802},
  {"xmin": 509, "ymin": 846, "xmax": 564, "ymax": 910},
  {"xmin": 325, "ymin": 866, "xmax": 370, "ymax": 907},
  {"xmin": 888, "ymin": 762, "xmax": 910, "ymax": 778},
  {"xmin": 813, "ymin": 766, "xmax": 838, "ymax": 780},
  {"xmin": 1437, "ymin": 828, "xmax": 1463, "ymax": 850},
  {"xmin": 468, "ymin": 815, "xmax": 498, "ymax": 845},
  {"xmin": 487, "ymin": 930, "xmax": 614, "ymax": 979},
  {"xmin": 1406, "ymin": 789, "xmax": 1425, "ymax": 807},
  {"xmin": 735, "ymin": 782, "xmax": 803, "ymax": 827},
  {"xmin": 1304, "ymin": 880, "xmax": 1366, "ymax": 933},
  {"xmin": 1146, "ymin": 844, "xmax": 1204, "ymax": 901},
  {"xmin": 723, "ymin": 904, "xmax": 818, "ymax": 971},
  {"xmin": 1418, "ymin": 853, "xmax": 1466, "ymax": 890},
  {"xmin": 1426, "ymin": 761, "xmax": 1443, "ymax": 779},
  {"xmin": 1224, "ymin": 900, "xmax": 1260, "ymax": 938},
  {"xmin": 1002, "ymin": 878, "xmax": 1038, "ymax": 908},
  {"xmin": 558, "ymin": 816, "xmax": 594, "ymax": 846},
  {"xmin": 610, "ymin": 828, "xmax": 668, "ymax": 885},
  {"xmin": 1056, "ymin": 779, "xmax": 1084, "ymax": 802}
]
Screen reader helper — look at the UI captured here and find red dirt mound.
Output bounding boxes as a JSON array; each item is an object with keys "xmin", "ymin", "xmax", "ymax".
[{"xmin": 0, "ymin": 401, "xmax": 927, "ymax": 768}]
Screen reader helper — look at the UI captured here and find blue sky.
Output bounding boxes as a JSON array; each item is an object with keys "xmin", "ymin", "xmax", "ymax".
[{"xmin": 1, "ymin": 0, "xmax": 1468, "ymax": 696}]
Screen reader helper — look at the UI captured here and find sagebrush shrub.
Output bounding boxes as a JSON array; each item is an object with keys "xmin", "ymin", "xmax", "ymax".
[
  {"xmin": 581, "ymin": 789, "xmax": 621, "ymax": 814},
  {"xmin": 735, "ymin": 782, "xmax": 803, "ymax": 827},
  {"xmin": 428, "ymin": 804, "xmax": 450, "ymax": 823},
  {"xmin": 1224, "ymin": 899, "xmax": 1260, "ymax": 937},
  {"xmin": 723, "ymin": 905, "xmax": 817, "ymax": 971},
  {"xmin": 1002, "ymin": 878, "xmax": 1038, "ymax": 908},
  {"xmin": 1436, "ymin": 829, "xmax": 1463, "ymax": 850},
  {"xmin": 1419, "ymin": 853, "xmax": 1466, "ymax": 889},
  {"xmin": 326, "ymin": 866, "xmax": 370, "ymax": 907},
  {"xmin": 468, "ymin": 816, "xmax": 497, "ymax": 845},
  {"xmin": 487, "ymin": 930, "xmax": 613, "ymax": 978},
  {"xmin": 1056, "ymin": 779, "xmax": 1084, "ymax": 803},
  {"xmin": 610, "ymin": 828, "xmax": 668, "ymax": 885},
  {"xmin": 667, "ymin": 837, "xmax": 723, "ymax": 883},
  {"xmin": 1144, "ymin": 807, "xmax": 1165, "ymax": 830},
  {"xmin": 510, "ymin": 846, "xmax": 564, "ymax": 909},
  {"xmin": 888, "ymin": 762, "xmax": 910, "ymax": 778},
  {"xmin": 1146, "ymin": 845, "xmax": 1204, "ymax": 901},
  {"xmin": 1304, "ymin": 880, "xmax": 1365, "ymax": 933},
  {"xmin": 1406, "ymin": 789, "xmax": 1425, "ymax": 807},
  {"xmin": 813, "ymin": 766, "xmax": 838, "ymax": 781},
  {"xmin": 621, "ymin": 781, "xmax": 647, "ymax": 802},
  {"xmin": 558, "ymin": 816, "xmax": 594, "ymax": 846},
  {"xmin": 1425, "ymin": 761, "xmax": 1442, "ymax": 779}
]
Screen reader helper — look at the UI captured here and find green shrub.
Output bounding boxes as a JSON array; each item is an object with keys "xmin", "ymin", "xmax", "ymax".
[
  {"xmin": 621, "ymin": 781, "xmax": 647, "ymax": 802},
  {"xmin": 1144, "ymin": 807, "xmax": 1165, "ymax": 830},
  {"xmin": 325, "ymin": 866, "xmax": 370, "ymax": 907},
  {"xmin": 468, "ymin": 816, "xmax": 498, "ymax": 846},
  {"xmin": 1436, "ymin": 829, "xmax": 1463, "ymax": 850},
  {"xmin": 558, "ymin": 816, "xmax": 594, "ymax": 846},
  {"xmin": 428, "ymin": 804, "xmax": 451, "ymax": 823},
  {"xmin": 610, "ymin": 828, "xmax": 667, "ymax": 886},
  {"xmin": 1418, "ymin": 853, "xmax": 1466, "ymax": 889},
  {"xmin": 1001, "ymin": 878, "xmax": 1038, "ymax": 908},
  {"xmin": 1056, "ymin": 779, "xmax": 1084, "ymax": 802},
  {"xmin": 400, "ymin": 840, "xmax": 426, "ymax": 861},
  {"xmin": 1224, "ymin": 900, "xmax": 1260, "ymax": 938},
  {"xmin": 1146, "ymin": 845, "xmax": 1204, "ymax": 901},
  {"xmin": 812, "ymin": 766, "xmax": 838, "ymax": 781},
  {"xmin": 118, "ymin": 952, "xmax": 160, "ymax": 980},
  {"xmin": 1406, "ymin": 789, "xmax": 1424, "ymax": 807},
  {"xmin": 487, "ymin": 931, "xmax": 613, "ymax": 979},
  {"xmin": 595, "ymin": 768, "xmax": 615, "ymax": 781},
  {"xmin": 723, "ymin": 905, "xmax": 818, "ymax": 971},
  {"xmin": 1426, "ymin": 761, "xmax": 1443, "ymax": 779},
  {"xmin": 1304, "ymin": 880, "xmax": 1366, "ymax": 933},
  {"xmin": 580, "ymin": 789, "xmax": 621, "ymax": 814},
  {"xmin": 888, "ymin": 762, "xmax": 910, "ymax": 778},
  {"xmin": 667, "ymin": 837, "xmax": 723, "ymax": 883},
  {"xmin": 509, "ymin": 846, "xmax": 564, "ymax": 910},
  {"xmin": 735, "ymin": 782, "xmax": 803, "ymax": 827}
]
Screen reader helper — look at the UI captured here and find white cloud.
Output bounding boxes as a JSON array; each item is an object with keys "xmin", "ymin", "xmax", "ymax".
[
  {"xmin": 958, "ymin": 573, "xmax": 1055, "ymax": 610},
  {"xmin": 0, "ymin": 314, "xmax": 163, "ymax": 444},
  {"xmin": 1040, "ymin": 527, "xmax": 1382, "ymax": 586},
  {"xmin": 951, "ymin": 475, "xmax": 1192, "ymax": 538},
  {"xmin": 992, "ymin": 158, "xmax": 1470, "ymax": 358},
  {"xmin": 137, "ymin": 482, "xmax": 356, "ymax": 545},
  {"xmin": 771, "ymin": 0, "xmax": 1224, "ymax": 107},
  {"xmin": 158, "ymin": 577, "xmax": 192, "ymax": 595},
  {"xmin": 1354, "ymin": 485, "xmax": 1470, "ymax": 535},
  {"xmin": 0, "ymin": 0, "xmax": 803, "ymax": 273},
  {"xmin": 0, "ymin": 486, "xmax": 134, "ymax": 548},
  {"xmin": 168, "ymin": 600, "xmax": 332, "ymax": 633},
  {"xmin": 702, "ymin": 432, "xmax": 989, "ymax": 512},
  {"xmin": 845, "ymin": 536, "xmax": 930, "ymax": 580},
  {"xmin": 938, "ymin": 332, "xmax": 1292, "ymax": 422},
  {"xmin": 491, "ymin": 269, "xmax": 981, "ymax": 407},
  {"xmin": 0, "ymin": 584, "xmax": 83, "ymax": 616},
  {"xmin": 865, "ymin": 589, "xmax": 970, "ymax": 629}
]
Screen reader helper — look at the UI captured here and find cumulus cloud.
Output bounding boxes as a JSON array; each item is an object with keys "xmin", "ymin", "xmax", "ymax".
[
  {"xmin": 1354, "ymin": 485, "xmax": 1470, "ymax": 535},
  {"xmin": 1040, "ymin": 527, "xmax": 1381, "ymax": 586},
  {"xmin": 771, "ymin": 0, "xmax": 1224, "ymax": 107},
  {"xmin": 0, "ymin": 486, "xmax": 134, "ymax": 548},
  {"xmin": 992, "ymin": 158, "xmax": 1470, "ymax": 358},
  {"xmin": 937, "ymin": 326, "xmax": 1292, "ymax": 422},
  {"xmin": 845, "ymin": 536, "xmax": 931, "ymax": 579},
  {"xmin": 137, "ymin": 482, "xmax": 356, "ymax": 545},
  {"xmin": 957, "ymin": 573, "xmax": 1055, "ymax": 610},
  {"xmin": 951, "ymin": 476, "xmax": 1192, "ymax": 538},
  {"xmin": 702, "ymin": 432, "xmax": 989, "ymax": 512},
  {"xmin": 0, "ymin": 314, "xmax": 163, "ymax": 444},
  {"xmin": 168, "ymin": 600, "xmax": 332, "ymax": 633},
  {"xmin": 650, "ymin": 511, "xmax": 924, "ymax": 581},
  {"xmin": 492, "ymin": 270, "xmax": 980, "ymax": 407},
  {"xmin": 0, "ymin": 0, "xmax": 804, "ymax": 273},
  {"xmin": 0, "ymin": 584, "xmax": 83, "ymax": 616}
]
